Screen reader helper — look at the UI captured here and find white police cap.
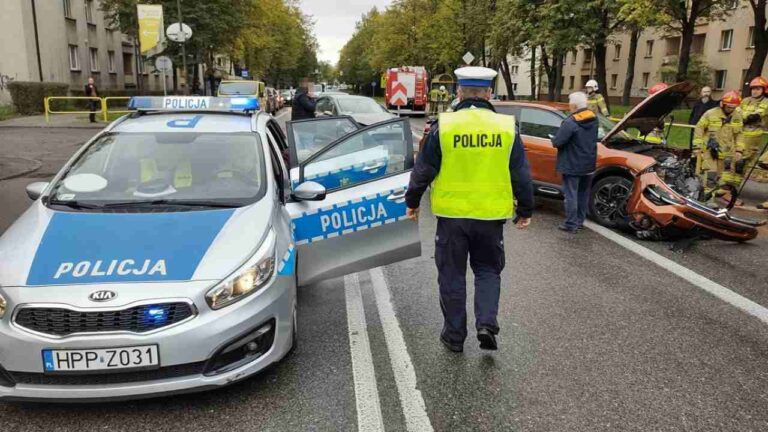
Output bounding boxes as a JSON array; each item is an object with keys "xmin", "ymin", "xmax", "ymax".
[{"xmin": 455, "ymin": 66, "xmax": 497, "ymax": 88}]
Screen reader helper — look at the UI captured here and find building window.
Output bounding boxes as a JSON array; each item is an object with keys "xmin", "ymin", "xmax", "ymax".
[
  {"xmin": 570, "ymin": 50, "xmax": 577, "ymax": 65},
  {"xmin": 63, "ymin": 0, "xmax": 73, "ymax": 19},
  {"xmin": 85, "ymin": 0, "xmax": 94, "ymax": 23},
  {"xmin": 641, "ymin": 72, "xmax": 650, "ymax": 89},
  {"xmin": 89, "ymin": 48, "xmax": 99, "ymax": 72},
  {"xmin": 511, "ymin": 65, "xmax": 519, "ymax": 75},
  {"xmin": 108, "ymin": 51, "xmax": 116, "ymax": 73},
  {"xmin": 569, "ymin": 76, "xmax": 575, "ymax": 89},
  {"xmin": 748, "ymin": 27, "xmax": 756, "ymax": 48},
  {"xmin": 715, "ymin": 70, "xmax": 727, "ymax": 90},
  {"xmin": 123, "ymin": 52, "xmax": 133, "ymax": 75},
  {"xmin": 217, "ymin": 57, "xmax": 223, "ymax": 67},
  {"xmin": 692, "ymin": 34, "xmax": 706, "ymax": 54},
  {"xmin": 614, "ymin": 45, "xmax": 622, "ymax": 60},
  {"xmin": 726, "ymin": 0, "xmax": 739, "ymax": 9},
  {"xmin": 665, "ymin": 37, "xmax": 681, "ymax": 56},
  {"xmin": 645, "ymin": 40, "xmax": 654, "ymax": 57},
  {"xmin": 512, "ymin": 83, "xmax": 518, "ymax": 92},
  {"xmin": 68, "ymin": 45, "xmax": 79, "ymax": 71},
  {"xmin": 583, "ymin": 48, "xmax": 593, "ymax": 65},
  {"xmin": 720, "ymin": 30, "xmax": 734, "ymax": 51},
  {"xmin": 610, "ymin": 74, "xmax": 618, "ymax": 89}
]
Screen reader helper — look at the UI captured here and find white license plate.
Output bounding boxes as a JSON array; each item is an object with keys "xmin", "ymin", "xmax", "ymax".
[{"xmin": 42, "ymin": 345, "xmax": 159, "ymax": 373}]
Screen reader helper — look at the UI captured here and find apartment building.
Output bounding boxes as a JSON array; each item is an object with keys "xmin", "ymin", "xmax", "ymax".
[
  {"xmin": 0, "ymin": 0, "xmax": 169, "ymax": 104},
  {"xmin": 558, "ymin": 1, "xmax": 764, "ymax": 103},
  {"xmin": 495, "ymin": 48, "xmax": 538, "ymax": 99}
]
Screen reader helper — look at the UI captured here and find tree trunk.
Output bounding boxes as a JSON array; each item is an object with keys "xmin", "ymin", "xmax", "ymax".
[
  {"xmin": 622, "ymin": 29, "xmax": 639, "ymax": 106},
  {"xmin": 744, "ymin": 0, "xmax": 768, "ymax": 96},
  {"xmin": 500, "ymin": 56, "xmax": 515, "ymax": 100},
  {"xmin": 594, "ymin": 41, "xmax": 609, "ymax": 112},
  {"xmin": 553, "ymin": 51, "xmax": 565, "ymax": 102},
  {"xmin": 676, "ymin": 20, "xmax": 695, "ymax": 82},
  {"xmin": 530, "ymin": 46, "xmax": 536, "ymax": 101},
  {"xmin": 541, "ymin": 45, "xmax": 557, "ymax": 101}
]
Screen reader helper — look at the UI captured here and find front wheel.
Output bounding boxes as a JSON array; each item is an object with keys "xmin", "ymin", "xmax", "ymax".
[{"xmin": 589, "ymin": 176, "xmax": 633, "ymax": 230}]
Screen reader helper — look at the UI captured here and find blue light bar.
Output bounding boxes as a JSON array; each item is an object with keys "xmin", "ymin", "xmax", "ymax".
[{"xmin": 128, "ymin": 96, "xmax": 260, "ymax": 112}]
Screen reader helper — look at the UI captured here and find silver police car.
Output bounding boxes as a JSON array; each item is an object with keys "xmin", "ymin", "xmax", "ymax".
[{"xmin": 0, "ymin": 97, "xmax": 420, "ymax": 401}]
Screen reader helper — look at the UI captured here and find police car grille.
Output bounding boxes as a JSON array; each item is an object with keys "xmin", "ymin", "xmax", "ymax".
[
  {"xmin": 7, "ymin": 361, "xmax": 206, "ymax": 386},
  {"xmin": 14, "ymin": 303, "xmax": 195, "ymax": 336}
]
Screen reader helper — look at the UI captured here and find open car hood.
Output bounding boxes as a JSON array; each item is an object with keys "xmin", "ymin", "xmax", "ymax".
[{"xmin": 602, "ymin": 81, "xmax": 696, "ymax": 143}]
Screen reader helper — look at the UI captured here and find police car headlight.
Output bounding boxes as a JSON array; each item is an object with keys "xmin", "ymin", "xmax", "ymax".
[
  {"xmin": 206, "ymin": 230, "xmax": 276, "ymax": 310},
  {"xmin": 0, "ymin": 293, "xmax": 6, "ymax": 319}
]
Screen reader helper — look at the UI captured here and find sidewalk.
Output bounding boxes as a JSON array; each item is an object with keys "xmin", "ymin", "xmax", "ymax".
[{"xmin": 0, "ymin": 114, "xmax": 104, "ymax": 129}]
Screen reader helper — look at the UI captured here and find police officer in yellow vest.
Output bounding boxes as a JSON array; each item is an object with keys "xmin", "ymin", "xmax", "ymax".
[{"xmin": 405, "ymin": 67, "xmax": 534, "ymax": 352}]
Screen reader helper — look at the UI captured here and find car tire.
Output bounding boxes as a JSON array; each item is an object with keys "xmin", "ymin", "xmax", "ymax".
[{"xmin": 589, "ymin": 175, "xmax": 633, "ymax": 231}]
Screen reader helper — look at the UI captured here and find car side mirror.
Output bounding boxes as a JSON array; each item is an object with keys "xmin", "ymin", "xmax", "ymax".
[
  {"xmin": 291, "ymin": 181, "xmax": 326, "ymax": 201},
  {"xmin": 26, "ymin": 182, "xmax": 49, "ymax": 201}
]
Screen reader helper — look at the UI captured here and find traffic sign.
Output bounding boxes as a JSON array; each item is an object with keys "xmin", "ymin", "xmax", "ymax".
[
  {"xmin": 155, "ymin": 56, "xmax": 173, "ymax": 73},
  {"xmin": 390, "ymin": 82, "xmax": 408, "ymax": 107},
  {"xmin": 241, "ymin": 69, "xmax": 249, "ymax": 78},
  {"xmin": 166, "ymin": 23, "xmax": 192, "ymax": 43},
  {"xmin": 462, "ymin": 51, "xmax": 475, "ymax": 65}
]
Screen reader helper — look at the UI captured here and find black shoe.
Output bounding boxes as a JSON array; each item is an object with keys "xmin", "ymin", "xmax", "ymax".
[
  {"xmin": 440, "ymin": 335, "xmax": 463, "ymax": 353},
  {"xmin": 477, "ymin": 328, "xmax": 498, "ymax": 351},
  {"xmin": 758, "ymin": 203, "xmax": 768, "ymax": 210},
  {"xmin": 558, "ymin": 223, "xmax": 578, "ymax": 234}
]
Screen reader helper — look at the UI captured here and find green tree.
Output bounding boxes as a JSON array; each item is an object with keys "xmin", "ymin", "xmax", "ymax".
[{"xmin": 618, "ymin": 0, "xmax": 665, "ymax": 104}]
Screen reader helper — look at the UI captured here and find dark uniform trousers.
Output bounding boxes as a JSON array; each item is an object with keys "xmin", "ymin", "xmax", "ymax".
[{"xmin": 435, "ymin": 217, "xmax": 505, "ymax": 344}]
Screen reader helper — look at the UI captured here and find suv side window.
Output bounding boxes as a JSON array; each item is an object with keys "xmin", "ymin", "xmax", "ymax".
[
  {"xmin": 519, "ymin": 108, "xmax": 562, "ymax": 139},
  {"xmin": 316, "ymin": 98, "xmax": 333, "ymax": 115}
]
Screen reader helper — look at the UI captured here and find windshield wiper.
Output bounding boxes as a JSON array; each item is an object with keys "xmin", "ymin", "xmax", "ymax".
[
  {"xmin": 101, "ymin": 199, "xmax": 243, "ymax": 209},
  {"xmin": 47, "ymin": 199, "xmax": 104, "ymax": 209}
]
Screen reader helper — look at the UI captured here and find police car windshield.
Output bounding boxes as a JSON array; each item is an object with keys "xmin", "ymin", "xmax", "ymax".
[
  {"xmin": 337, "ymin": 97, "xmax": 387, "ymax": 115},
  {"xmin": 218, "ymin": 82, "xmax": 258, "ymax": 95},
  {"xmin": 49, "ymin": 132, "xmax": 266, "ymax": 209}
]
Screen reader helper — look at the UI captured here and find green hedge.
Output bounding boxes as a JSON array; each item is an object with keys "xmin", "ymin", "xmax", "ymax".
[{"xmin": 7, "ymin": 81, "xmax": 69, "ymax": 114}]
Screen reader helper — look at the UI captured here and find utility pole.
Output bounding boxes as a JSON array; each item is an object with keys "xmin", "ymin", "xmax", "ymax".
[{"xmin": 176, "ymin": 0, "xmax": 188, "ymax": 95}]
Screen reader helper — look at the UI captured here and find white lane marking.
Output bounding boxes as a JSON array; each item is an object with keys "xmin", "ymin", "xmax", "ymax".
[
  {"xmin": 369, "ymin": 267, "xmax": 434, "ymax": 432},
  {"xmin": 344, "ymin": 273, "xmax": 385, "ymax": 432},
  {"xmin": 585, "ymin": 220, "xmax": 768, "ymax": 325}
]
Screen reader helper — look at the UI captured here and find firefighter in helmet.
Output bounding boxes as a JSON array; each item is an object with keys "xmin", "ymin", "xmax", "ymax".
[
  {"xmin": 429, "ymin": 86, "xmax": 441, "ymax": 116},
  {"xmin": 693, "ymin": 90, "xmax": 744, "ymax": 201},
  {"xmin": 642, "ymin": 83, "xmax": 670, "ymax": 145},
  {"xmin": 585, "ymin": 79, "xmax": 609, "ymax": 116},
  {"xmin": 740, "ymin": 77, "xmax": 768, "ymax": 209}
]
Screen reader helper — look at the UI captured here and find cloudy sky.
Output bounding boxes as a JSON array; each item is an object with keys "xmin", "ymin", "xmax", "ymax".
[{"xmin": 300, "ymin": 0, "xmax": 393, "ymax": 65}]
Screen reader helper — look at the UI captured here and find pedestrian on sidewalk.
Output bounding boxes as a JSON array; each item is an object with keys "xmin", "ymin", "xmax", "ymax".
[
  {"xmin": 84, "ymin": 77, "xmax": 99, "ymax": 123},
  {"xmin": 405, "ymin": 66, "xmax": 534, "ymax": 353},
  {"xmin": 551, "ymin": 92, "xmax": 599, "ymax": 234}
]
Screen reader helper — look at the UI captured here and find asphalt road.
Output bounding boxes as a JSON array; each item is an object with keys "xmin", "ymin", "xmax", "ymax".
[{"xmin": 1, "ymin": 110, "xmax": 768, "ymax": 431}]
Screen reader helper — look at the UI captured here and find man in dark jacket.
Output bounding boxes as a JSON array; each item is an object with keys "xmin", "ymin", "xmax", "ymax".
[
  {"xmin": 688, "ymin": 86, "xmax": 718, "ymax": 146},
  {"xmin": 551, "ymin": 91, "xmax": 599, "ymax": 233},
  {"xmin": 291, "ymin": 78, "xmax": 317, "ymax": 120},
  {"xmin": 84, "ymin": 77, "xmax": 99, "ymax": 123}
]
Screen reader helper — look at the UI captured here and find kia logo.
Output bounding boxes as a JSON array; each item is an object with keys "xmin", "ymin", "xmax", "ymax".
[{"xmin": 88, "ymin": 290, "xmax": 117, "ymax": 302}]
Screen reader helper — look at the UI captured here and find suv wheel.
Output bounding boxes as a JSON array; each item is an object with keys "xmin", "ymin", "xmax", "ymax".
[{"xmin": 589, "ymin": 176, "xmax": 633, "ymax": 230}]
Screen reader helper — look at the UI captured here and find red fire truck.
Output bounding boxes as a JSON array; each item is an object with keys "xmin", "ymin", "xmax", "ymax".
[{"xmin": 385, "ymin": 66, "xmax": 428, "ymax": 115}]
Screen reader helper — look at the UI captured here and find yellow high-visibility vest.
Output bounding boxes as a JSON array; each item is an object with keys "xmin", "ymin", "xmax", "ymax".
[{"xmin": 432, "ymin": 108, "xmax": 515, "ymax": 220}]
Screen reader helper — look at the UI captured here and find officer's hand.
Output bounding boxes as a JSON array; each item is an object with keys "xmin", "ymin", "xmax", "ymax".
[
  {"xmin": 515, "ymin": 217, "xmax": 531, "ymax": 229},
  {"xmin": 406, "ymin": 207, "xmax": 420, "ymax": 221}
]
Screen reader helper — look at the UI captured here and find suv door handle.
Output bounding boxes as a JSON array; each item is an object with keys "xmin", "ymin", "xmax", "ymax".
[
  {"xmin": 362, "ymin": 163, "xmax": 386, "ymax": 172},
  {"xmin": 387, "ymin": 190, "xmax": 406, "ymax": 201}
]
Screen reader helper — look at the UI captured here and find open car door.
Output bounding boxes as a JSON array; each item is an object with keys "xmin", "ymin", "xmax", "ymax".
[
  {"xmin": 286, "ymin": 118, "xmax": 421, "ymax": 286},
  {"xmin": 285, "ymin": 116, "xmax": 360, "ymax": 168}
]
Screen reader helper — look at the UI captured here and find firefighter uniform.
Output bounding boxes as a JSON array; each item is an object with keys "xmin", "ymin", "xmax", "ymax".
[
  {"xmin": 439, "ymin": 86, "xmax": 450, "ymax": 112},
  {"xmin": 429, "ymin": 88, "xmax": 441, "ymax": 116},
  {"xmin": 404, "ymin": 67, "xmax": 534, "ymax": 351},
  {"xmin": 586, "ymin": 93, "xmax": 608, "ymax": 116},
  {"xmin": 693, "ymin": 98, "xmax": 743, "ymax": 194},
  {"xmin": 739, "ymin": 78, "xmax": 768, "ymax": 208}
]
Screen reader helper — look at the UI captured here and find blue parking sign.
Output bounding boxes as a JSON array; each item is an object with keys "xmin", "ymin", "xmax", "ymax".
[{"xmin": 242, "ymin": 69, "xmax": 249, "ymax": 78}]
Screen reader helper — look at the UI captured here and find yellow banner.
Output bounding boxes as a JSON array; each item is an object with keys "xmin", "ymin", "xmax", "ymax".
[{"xmin": 137, "ymin": 4, "xmax": 164, "ymax": 55}]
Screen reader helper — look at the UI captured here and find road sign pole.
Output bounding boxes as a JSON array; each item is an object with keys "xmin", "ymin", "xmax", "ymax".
[
  {"xmin": 176, "ymin": 0, "xmax": 188, "ymax": 95},
  {"xmin": 162, "ymin": 69, "xmax": 167, "ymax": 96}
]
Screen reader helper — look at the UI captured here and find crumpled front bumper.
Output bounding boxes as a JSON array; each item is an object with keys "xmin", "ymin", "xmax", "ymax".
[{"xmin": 626, "ymin": 172, "xmax": 761, "ymax": 242}]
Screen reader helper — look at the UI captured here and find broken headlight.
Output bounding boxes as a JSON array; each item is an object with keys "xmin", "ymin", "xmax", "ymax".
[{"xmin": 643, "ymin": 184, "xmax": 685, "ymax": 206}]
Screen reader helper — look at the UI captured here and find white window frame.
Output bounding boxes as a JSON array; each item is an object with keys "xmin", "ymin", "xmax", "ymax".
[
  {"xmin": 610, "ymin": 74, "xmax": 618, "ymax": 89},
  {"xmin": 641, "ymin": 72, "xmax": 650, "ymax": 89},
  {"xmin": 511, "ymin": 65, "xmax": 519, "ymax": 75},
  {"xmin": 108, "ymin": 51, "xmax": 116, "ymax": 73},
  {"xmin": 645, "ymin": 40, "xmax": 654, "ymax": 57},
  {"xmin": 68, "ymin": 45, "xmax": 80, "ymax": 71},
  {"xmin": 614, "ymin": 45, "xmax": 622, "ymax": 60},
  {"xmin": 63, "ymin": 0, "xmax": 73, "ymax": 18},
  {"xmin": 715, "ymin": 70, "xmax": 728, "ymax": 90},
  {"xmin": 720, "ymin": 29, "xmax": 734, "ymax": 51},
  {"xmin": 89, "ymin": 48, "xmax": 99, "ymax": 72},
  {"xmin": 748, "ymin": 27, "xmax": 756, "ymax": 48}
]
